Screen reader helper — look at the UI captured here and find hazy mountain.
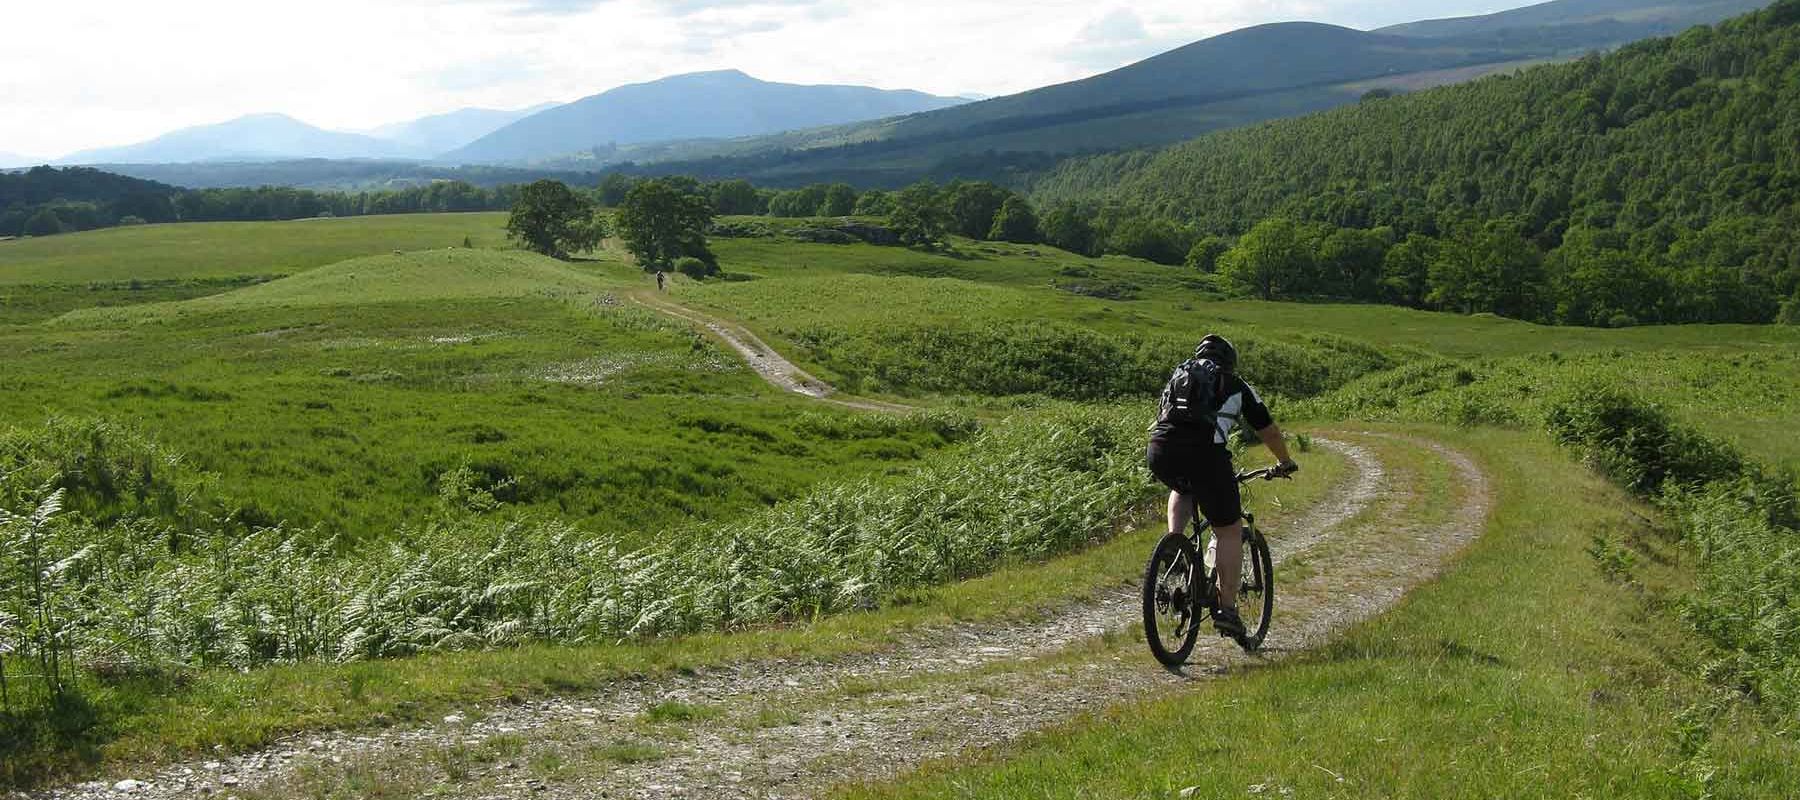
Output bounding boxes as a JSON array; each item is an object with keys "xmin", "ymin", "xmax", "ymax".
[
  {"xmin": 594, "ymin": 0, "xmax": 1773, "ymax": 186},
  {"xmin": 1381, "ymin": 0, "xmax": 1771, "ymax": 37},
  {"xmin": 447, "ymin": 70, "xmax": 967, "ymax": 165},
  {"xmin": 60, "ymin": 113, "xmax": 418, "ymax": 165},
  {"xmin": 363, "ymin": 104, "xmax": 559, "ymax": 156},
  {"xmin": 576, "ymin": 22, "xmax": 1567, "ymax": 183}
]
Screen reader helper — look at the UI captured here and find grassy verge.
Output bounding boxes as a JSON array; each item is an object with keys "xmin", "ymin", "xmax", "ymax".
[
  {"xmin": 0, "ymin": 433, "xmax": 1348, "ymax": 788},
  {"xmin": 836, "ymin": 427, "xmax": 1800, "ymax": 799}
]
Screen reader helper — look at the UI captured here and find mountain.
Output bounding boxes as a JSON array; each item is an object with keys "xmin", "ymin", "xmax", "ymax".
[
  {"xmin": 1031, "ymin": 0, "xmax": 1800, "ymax": 322},
  {"xmin": 446, "ymin": 70, "xmax": 968, "ymax": 165},
  {"xmin": 589, "ymin": 0, "xmax": 1774, "ymax": 187},
  {"xmin": 363, "ymin": 104, "xmax": 558, "ymax": 156},
  {"xmin": 1381, "ymin": 0, "xmax": 1770, "ymax": 37},
  {"xmin": 60, "ymin": 113, "xmax": 418, "ymax": 165}
]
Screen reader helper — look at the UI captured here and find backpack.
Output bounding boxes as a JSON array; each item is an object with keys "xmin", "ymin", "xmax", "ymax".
[{"xmin": 1156, "ymin": 357, "xmax": 1226, "ymax": 433}]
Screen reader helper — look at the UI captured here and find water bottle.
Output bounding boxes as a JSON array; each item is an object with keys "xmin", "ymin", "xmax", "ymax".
[{"xmin": 1204, "ymin": 536, "xmax": 1217, "ymax": 571}]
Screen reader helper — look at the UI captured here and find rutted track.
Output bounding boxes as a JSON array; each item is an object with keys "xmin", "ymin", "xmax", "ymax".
[
  {"xmin": 39, "ymin": 298, "xmax": 1494, "ymax": 799},
  {"xmin": 41, "ymin": 430, "xmax": 1493, "ymax": 800},
  {"xmin": 629, "ymin": 292, "xmax": 912, "ymax": 413}
]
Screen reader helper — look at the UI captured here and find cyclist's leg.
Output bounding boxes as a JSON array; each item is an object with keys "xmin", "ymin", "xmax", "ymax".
[
  {"xmin": 1167, "ymin": 490, "xmax": 1195, "ymax": 535},
  {"xmin": 1214, "ymin": 518, "xmax": 1244, "ymax": 608}
]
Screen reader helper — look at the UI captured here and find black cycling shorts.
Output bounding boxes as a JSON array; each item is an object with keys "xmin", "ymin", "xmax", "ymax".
[{"xmin": 1146, "ymin": 438, "xmax": 1242, "ymax": 528}]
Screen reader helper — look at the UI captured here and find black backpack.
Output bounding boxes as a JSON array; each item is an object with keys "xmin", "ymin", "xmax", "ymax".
[{"xmin": 1156, "ymin": 357, "xmax": 1226, "ymax": 432}]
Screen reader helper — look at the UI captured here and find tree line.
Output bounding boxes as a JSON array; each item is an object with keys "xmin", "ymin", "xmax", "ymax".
[
  {"xmin": 0, "ymin": 166, "xmax": 519, "ymax": 238},
  {"xmin": 1031, "ymin": 0, "xmax": 1800, "ymax": 325}
]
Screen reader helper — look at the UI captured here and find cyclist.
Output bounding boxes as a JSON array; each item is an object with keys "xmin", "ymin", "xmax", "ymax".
[{"xmin": 1146, "ymin": 334, "xmax": 1298, "ymax": 638}]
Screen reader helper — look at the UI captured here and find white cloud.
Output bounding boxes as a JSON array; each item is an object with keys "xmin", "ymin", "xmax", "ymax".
[{"xmin": 0, "ymin": 0, "xmax": 1510, "ymax": 158}]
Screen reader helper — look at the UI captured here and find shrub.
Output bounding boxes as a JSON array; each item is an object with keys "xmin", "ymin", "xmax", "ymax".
[
  {"xmin": 1543, "ymin": 387, "xmax": 1745, "ymax": 495},
  {"xmin": 675, "ymin": 256, "xmax": 717, "ymax": 280}
]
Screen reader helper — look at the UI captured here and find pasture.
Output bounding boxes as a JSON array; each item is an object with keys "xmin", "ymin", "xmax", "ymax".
[{"xmin": 2, "ymin": 212, "xmax": 1796, "ymax": 792}]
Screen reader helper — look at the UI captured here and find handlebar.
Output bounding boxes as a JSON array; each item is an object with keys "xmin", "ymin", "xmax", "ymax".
[{"xmin": 1236, "ymin": 464, "xmax": 1297, "ymax": 483}]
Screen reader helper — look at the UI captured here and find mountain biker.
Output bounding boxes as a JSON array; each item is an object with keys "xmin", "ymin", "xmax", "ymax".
[{"xmin": 1146, "ymin": 334, "xmax": 1298, "ymax": 639}]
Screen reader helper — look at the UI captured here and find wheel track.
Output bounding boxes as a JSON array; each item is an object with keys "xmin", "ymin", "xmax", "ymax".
[
  {"xmin": 43, "ymin": 433, "xmax": 1493, "ymax": 800},
  {"xmin": 40, "ymin": 298, "xmax": 1493, "ymax": 799}
]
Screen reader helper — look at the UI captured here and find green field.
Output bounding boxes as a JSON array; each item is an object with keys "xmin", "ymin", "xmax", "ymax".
[
  {"xmin": 0, "ymin": 212, "xmax": 509, "ymax": 285},
  {"xmin": 0, "ymin": 239, "xmax": 965, "ymax": 540},
  {"xmin": 2, "ymin": 213, "xmax": 1796, "ymax": 792}
]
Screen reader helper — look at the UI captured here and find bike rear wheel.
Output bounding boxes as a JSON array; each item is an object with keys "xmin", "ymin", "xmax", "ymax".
[
  {"xmin": 1143, "ymin": 532, "xmax": 1203, "ymax": 666},
  {"xmin": 1234, "ymin": 527, "xmax": 1274, "ymax": 651}
]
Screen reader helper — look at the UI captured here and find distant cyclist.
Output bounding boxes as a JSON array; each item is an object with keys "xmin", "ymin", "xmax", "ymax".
[
  {"xmin": 655, "ymin": 269, "xmax": 667, "ymax": 292},
  {"xmin": 1146, "ymin": 334, "xmax": 1298, "ymax": 638}
]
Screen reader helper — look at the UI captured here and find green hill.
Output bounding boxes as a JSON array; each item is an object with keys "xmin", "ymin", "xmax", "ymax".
[
  {"xmin": 1032, "ymin": 0, "xmax": 1800, "ymax": 323},
  {"xmin": 593, "ymin": 1, "xmax": 1772, "ymax": 186}
]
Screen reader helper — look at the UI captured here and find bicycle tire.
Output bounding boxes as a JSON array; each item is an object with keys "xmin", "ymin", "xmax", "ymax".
[
  {"xmin": 1143, "ymin": 532, "xmax": 1202, "ymax": 666},
  {"xmin": 1234, "ymin": 527, "xmax": 1274, "ymax": 652}
]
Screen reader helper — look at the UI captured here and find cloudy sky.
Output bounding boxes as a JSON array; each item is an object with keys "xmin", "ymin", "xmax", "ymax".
[{"xmin": 1, "ymin": 0, "xmax": 1516, "ymax": 158}]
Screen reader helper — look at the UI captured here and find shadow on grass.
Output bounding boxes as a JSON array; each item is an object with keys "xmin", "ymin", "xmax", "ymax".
[{"xmin": 1, "ymin": 689, "xmax": 106, "ymax": 789}]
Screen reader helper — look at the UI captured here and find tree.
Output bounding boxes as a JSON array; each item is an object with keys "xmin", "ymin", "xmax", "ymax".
[
  {"xmin": 616, "ymin": 178, "xmax": 716, "ymax": 269},
  {"xmin": 1106, "ymin": 216, "xmax": 1192, "ymax": 266},
  {"xmin": 1318, "ymin": 226, "xmax": 1390, "ymax": 299},
  {"xmin": 987, "ymin": 196, "xmax": 1040, "ymax": 243},
  {"xmin": 853, "ymin": 190, "xmax": 894, "ymax": 216},
  {"xmin": 1427, "ymin": 220, "xmax": 1546, "ymax": 319},
  {"xmin": 1218, "ymin": 218, "xmax": 1313, "ymax": 300},
  {"xmin": 819, "ymin": 184, "xmax": 858, "ymax": 217},
  {"xmin": 22, "ymin": 209, "xmax": 65, "ymax": 237},
  {"xmin": 506, "ymin": 180, "xmax": 603, "ymax": 258},
  {"xmin": 1040, "ymin": 202, "xmax": 1099, "ymax": 256},
  {"xmin": 597, "ymin": 173, "xmax": 638, "ymax": 207},
  {"xmin": 944, "ymin": 181, "xmax": 1011, "ymax": 240},
  {"xmin": 1381, "ymin": 234, "xmax": 1439, "ymax": 307},
  {"xmin": 889, "ymin": 182, "xmax": 949, "ymax": 245},
  {"xmin": 709, "ymin": 180, "xmax": 762, "ymax": 215},
  {"xmin": 1184, "ymin": 236, "xmax": 1229, "ymax": 272}
]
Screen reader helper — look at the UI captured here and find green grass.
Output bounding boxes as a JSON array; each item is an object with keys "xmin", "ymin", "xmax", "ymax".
[
  {"xmin": 0, "ymin": 249, "xmax": 963, "ymax": 539},
  {"xmin": 836, "ymin": 428, "xmax": 1800, "ymax": 799},
  {"xmin": 0, "ymin": 439, "xmax": 1350, "ymax": 786},
  {"xmin": 5, "ymin": 213, "xmax": 1797, "ymax": 793},
  {"xmin": 0, "ymin": 213, "xmax": 510, "ymax": 285}
]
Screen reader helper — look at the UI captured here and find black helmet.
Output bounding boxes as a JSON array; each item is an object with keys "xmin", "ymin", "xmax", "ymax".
[{"xmin": 1194, "ymin": 334, "xmax": 1237, "ymax": 372}]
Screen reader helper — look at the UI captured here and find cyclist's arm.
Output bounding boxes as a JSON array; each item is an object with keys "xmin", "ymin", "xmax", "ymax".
[{"xmin": 1256, "ymin": 423, "xmax": 1296, "ymax": 466}]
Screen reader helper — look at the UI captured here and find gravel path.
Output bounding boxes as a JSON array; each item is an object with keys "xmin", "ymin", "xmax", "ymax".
[
  {"xmin": 40, "ymin": 433, "xmax": 1494, "ymax": 800},
  {"xmin": 628, "ymin": 293, "xmax": 913, "ymax": 413}
]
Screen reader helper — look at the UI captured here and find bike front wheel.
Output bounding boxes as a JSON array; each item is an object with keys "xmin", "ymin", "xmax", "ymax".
[
  {"xmin": 1143, "ymin": 532, "xmax": 1202, "ymax": 666},
  {"xmin": 1234, "ymin": 527, "xmax": 1274, "ymax": 652}
]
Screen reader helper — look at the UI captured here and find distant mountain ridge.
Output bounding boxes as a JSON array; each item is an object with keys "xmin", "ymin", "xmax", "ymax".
[
  {"xmin": 60, "ymin": 114, "xmax": 418, "ymax": 165},
  {"xmin": 1380, "ymin": 0, "xmax": 1770, "ymax": 37},
  {"xmin": 362, "ymin": 104, "xmax": 559, "ymax": 156},
  {"xmin": 446, "ymin": 70, "xmax": 969, "ymax": 165},
  {"xmin": 560, "ymin": 0, "xmax": 1773, "ymax": 186}
]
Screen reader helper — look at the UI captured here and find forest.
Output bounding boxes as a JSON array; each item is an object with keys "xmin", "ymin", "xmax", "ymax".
[
  {"xmin": 1033, "ymin": 0, "xmax": 1800, "ymax": 325},
  {"xmin": 0, "ymin": 167, "xmax": 517, "ymax": 237}
]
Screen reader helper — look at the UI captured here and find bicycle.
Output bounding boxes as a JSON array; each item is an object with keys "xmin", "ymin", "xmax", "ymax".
[{"xmin": 1142, "ymin": 466, "xmax": 1290, "ymax": 665}]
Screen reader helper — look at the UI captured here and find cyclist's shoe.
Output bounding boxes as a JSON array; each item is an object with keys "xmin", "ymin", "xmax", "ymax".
[
  {"xmin": 1213, "ymin": 605, "xmax": 1246, "ymax": 638},
  {"xmin": 1274, "ymin": 459, "xmax": 1300, "ymax": 477}
]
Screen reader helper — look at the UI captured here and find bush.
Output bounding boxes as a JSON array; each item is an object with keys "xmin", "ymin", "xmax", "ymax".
[
  {"xmin": 1543, "ymin": 387, "xmax": 1745, "ymax": 495},
  {"xmin": 675, "ymin": 256, "xmax": 717, "ymax": 280}
]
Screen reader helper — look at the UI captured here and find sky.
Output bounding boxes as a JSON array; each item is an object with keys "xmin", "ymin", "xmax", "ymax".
[{"xmin": 0, "ymin": 0, "xmax": 1519, "ymax": 159}]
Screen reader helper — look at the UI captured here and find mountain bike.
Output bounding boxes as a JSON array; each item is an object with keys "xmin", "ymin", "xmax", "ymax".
[{"xmin": 1142, "ymin": 466, "xmax": 1289, "ymax": 665}]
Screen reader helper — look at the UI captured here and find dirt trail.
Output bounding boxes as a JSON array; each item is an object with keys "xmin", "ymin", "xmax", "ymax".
[
  {"xmin": 44, "ymin": 432, "xmax": 1493, "ymax": 800},
  {"xmin": 629, "ymin": 292, "xmax": 913, "ymax": 413}
]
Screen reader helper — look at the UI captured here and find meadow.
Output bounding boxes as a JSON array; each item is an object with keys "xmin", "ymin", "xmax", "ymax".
[{"xmin": 1, "ymin": 212, "xmax": 1796, "ymax": 793}]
